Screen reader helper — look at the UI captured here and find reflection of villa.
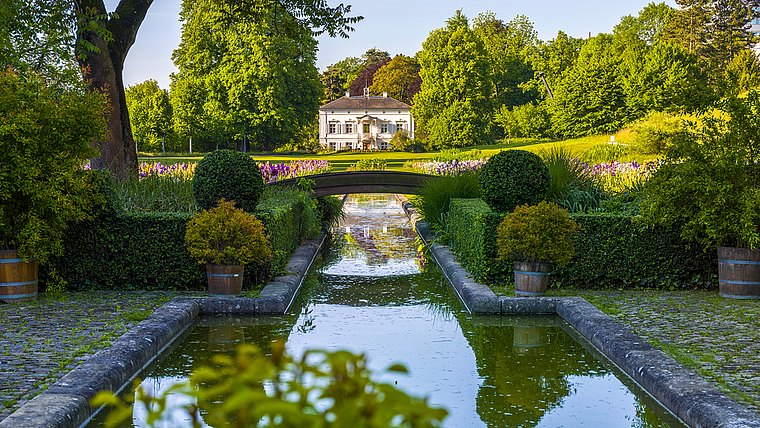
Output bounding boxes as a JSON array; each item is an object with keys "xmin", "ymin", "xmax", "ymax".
[{"xmin": 318, "ymin": 89, "xmax": 414, "ymax": 151}]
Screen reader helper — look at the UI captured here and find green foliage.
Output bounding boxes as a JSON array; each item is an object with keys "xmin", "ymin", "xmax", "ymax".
[
  {"xmin": 613, "ymin": 2, "xmax": 674, "ymax": 47},
  {"xmin": 413, "ymin": 11, "xmax": 492, "ymax": 148},
  {"xmin": 316, "ymin": 195, "xmax": 346, "ymax": 231},
  {"xmin": 125, "ymin": 79, "xmax": 175, "ymax": 153},
  {"xmin": 42, "ymin": 188, "xmax": 317, "ymax": 291},
  {"xmin": 625, "ymin": 111, "xmax": 683, "ymax": 155},
  {"xmin": 430, "ymin": 148, "xmax": 484, "ymax": 162},
  {"xmin": 93, "ymin": 342, "xmax": 447, "ymax": 428},
  {"xmin": 390, "ymin": 130, "xmax": 423, "ymax": 152},
  {"xmin": 550, "ymin": 34, "xmax": 627, "ymax": 137},
  {"xmin": 414, "ymin": 172, "xmax": 481, "ymax": 234},
  {"xmin": 722, "ymin": 48, "xmax": 760, "ymax": 96},
  {"xmin": 185, "ymin": 199, "xmax": 271, "ymax": 266},
  {"xmin": 348, "ymin": 158, "xmax": 387, "ymax": 171},
  {"xmin": 526, "ymin": 31, "xmax": 585, "ymax": 101},
  {"xmin": 369, "ymin": 54, "xmax": 421, "ymax": 104},
  {"xmin": 0, "ymin": 70, "xmax": 107, "ymax": 263},
  {"xmin": 193, "ymin": 150, "xmax": 265, "ymax": 212},
  {"xmin": 118, "ymin": 175, "xmax": 197, "ymax": 213},
  {"xmin": 495, "ymin": 102, "xmax": 552, "ymax": 139},
  {"xmin": 171, "ymin": 0, "xmax": 323, "ymax": 151},
  {"xmin": 641, "ymin": 91, "xmax": 760, "ymax": 249},
  {"xmin": 496, "ymin": 201, "xmax": 578, "ymax": 265},
  {"xmin": 540, "ymin": 146, "xmax": 605, "ymax": 213},
  {"xmin": 478, "ymin": 149, "xmax": 550, "ymax": 213},
  {"xmin": 582, "ymin": 142, "xmax": 633, "ymax": 163},
  {"xmin": 446, "ymin": 198, "xmax": 716, "ymax": 288}
]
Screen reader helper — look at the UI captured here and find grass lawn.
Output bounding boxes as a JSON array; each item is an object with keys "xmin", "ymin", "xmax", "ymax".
[{"xmin": 138, "ymin": 135, "xmax": 657, "ymax": 172}]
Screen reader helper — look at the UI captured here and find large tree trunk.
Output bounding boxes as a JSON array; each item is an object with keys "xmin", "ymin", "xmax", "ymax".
[{"xmin": 76, "ymin": 0, "xmax": 152, "ymax": 180}]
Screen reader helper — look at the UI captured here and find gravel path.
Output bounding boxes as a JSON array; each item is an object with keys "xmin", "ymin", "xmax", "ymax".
[{"xmin": 1, "ymin": 289, "xmax": 758, "ymax": 422}]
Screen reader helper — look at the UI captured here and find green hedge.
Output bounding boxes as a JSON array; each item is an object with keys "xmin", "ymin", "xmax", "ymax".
[
  {"xmin": 446, "ymin": 198, "xmax": 717, "ymax": 289},
  {"xmin": 40, "ymin": 193, "xmax": 311, "ymax": 291}
]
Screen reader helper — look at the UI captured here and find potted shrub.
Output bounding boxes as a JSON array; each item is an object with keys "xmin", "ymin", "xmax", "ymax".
[
  {"xmin": 0, "ymin": 70, "xmax": 108, "ymax": 302},
  {"xmin": 185, "ymin": 199, "xmax": 272, "ymax": 296},
  {"xmin": 496, "ymin": 201, "xmax": 578, "ymax": 296},
  {"xmin": 641, "ymin": 91, "xmax": 760, "ymax": 299}
]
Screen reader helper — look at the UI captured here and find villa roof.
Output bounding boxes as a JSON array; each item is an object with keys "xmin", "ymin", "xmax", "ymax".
[{"xmin": 320, "ymin": 96, "xmax": 411, "ymax": 110}]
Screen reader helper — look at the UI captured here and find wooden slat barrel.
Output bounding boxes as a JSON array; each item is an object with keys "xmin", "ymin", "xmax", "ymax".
[
  {"xmin": 718, "ymin": 246, "xmax": 760, "ymax": 299},
  {"xmin": 206, "ymin": 263, "xmax": 244, "ymax": 297},
  {"xmin": 514, "ymin": 261, "xmax": 552, "ymax": 297},
  {"xmin": 0, "ymin": 250, "xmax": 38, "ymax": 303}
]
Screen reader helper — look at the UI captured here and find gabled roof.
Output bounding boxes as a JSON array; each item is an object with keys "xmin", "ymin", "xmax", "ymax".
[{"xmin": 320, "ymin": 96, "xmax": 412, "ymax": 110}]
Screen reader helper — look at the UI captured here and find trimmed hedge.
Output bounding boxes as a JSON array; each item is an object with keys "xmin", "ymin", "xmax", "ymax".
[
  {"xmin": 40, "ymin": 192, "xmax": 311, "ymax": 291},
  {"xmin": 447, "ymin": 198, "xmax": 717, "ymax": 289}
]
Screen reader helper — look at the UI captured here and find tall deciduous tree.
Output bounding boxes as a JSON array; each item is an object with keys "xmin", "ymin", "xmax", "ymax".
[
  {"xmin": 722, "ymin": 48, "xmax": 760, "ymax": 95},
  {"xmin": 369, "ymin": 54, "xmax": 420, "ymax": 103},
  {"xmin": 172, "ymin": 0, "xmax": 323, "ymax": 152},
  {"xmin": 73, "ymin": 0, "xmax": 360, "ymax": 179},
  {"xmin": 413, "ymin": 10, "xmax": 492, "ymax": 148},
  {"xmin": 348, "ymin": 53, "xmax": 391, "ymax": 96},
  {"xmin": 527, "ymin": 31, "xmax": 586, "ymax": 100},
  {"xmin": 125, "ymin": 79, "xmax": 173, "ymax": 153}
]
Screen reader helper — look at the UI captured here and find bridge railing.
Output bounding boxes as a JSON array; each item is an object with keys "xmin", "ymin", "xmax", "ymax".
[{"xmin": 266, "ymin": 171, "xmax": 434, "ymax": 197}]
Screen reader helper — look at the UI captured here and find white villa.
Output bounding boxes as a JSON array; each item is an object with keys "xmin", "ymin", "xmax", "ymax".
[{"xmin": 318, "ymin": 90, "xmax": 414, "ymax": 151}]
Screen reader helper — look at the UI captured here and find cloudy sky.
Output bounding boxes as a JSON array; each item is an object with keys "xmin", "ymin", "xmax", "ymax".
[{"xmin": 103, "ymin": 0, "xmax": 676, "ymax": 89}]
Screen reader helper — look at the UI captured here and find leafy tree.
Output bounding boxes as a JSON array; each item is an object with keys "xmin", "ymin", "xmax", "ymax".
[
  {"xmin": 619, "ymin": 42, "xmax": 713, "ymax": 118},
  {"xmin": 550, "ymin": 34, "xmax": 626, "ymax": 137},
  {"xmin": 321, "ymin": 67, "xmax": 347, "ymax": 101},
  {"xmin": 348, "ymin": 55, "xmax": 391, "ymax": 96},
  {"xmin": 495, "ymin": 102, "xmax": 552, "ymax": 139},
  {"xmin": 413, "ymin": 10, "xmax": 492, "ymax": 148},
  {"xmin": 172, "ymin": 0, "xmax": 324, "ymax": 152},
  {"xmin": 663, "ymin": 0, "xmax": 711, "ymax": 59},
  {"xmin": 614, "ymin": 2, "xmax": 675, "ymax": 49},
  {"xmin": 369, "ymin": 54, "xmax": 420, "ymax": 103},
  {"xmin": 0, "ymin": 0, "xmax": 80, "ymax": 85},
  {"xmin": 473, "ymin": 13, "xmax": 538, "ymax": 111},
  {"xmin": 722, "ymin": 48, "xmax": 760, "ymax": 95},
  {"xmin": 527, "ymin": 31, "xmax": 586, "ymax": 100},
  {"xmin": 170, "ymin": 72, "xmax": 209, "ymax": 152},
  {"xmin": 361, "ymin": 47, "xmax": 390, "ymax": 66},
  {"xmin": 125, "ymin": 80, "xmax": 174, "ymax": 153}
]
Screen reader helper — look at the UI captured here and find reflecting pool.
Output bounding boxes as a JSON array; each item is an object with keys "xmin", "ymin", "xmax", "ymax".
[{"xmin": 89, "ymin": 194, "xmax": 686, "ymax": 428}]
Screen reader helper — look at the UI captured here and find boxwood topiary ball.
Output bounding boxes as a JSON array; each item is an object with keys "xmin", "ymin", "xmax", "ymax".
[
  {"xmin": 479, "ymin": 150, "xmax": 550, "ymax": 213},
  {"xmin": 193, "ymin": 149, "xmax": 264, "ymax": 212}
]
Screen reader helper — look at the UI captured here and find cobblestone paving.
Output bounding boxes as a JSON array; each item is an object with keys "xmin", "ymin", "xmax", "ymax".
[
  {"xmin": 0, "ymin": 291, "xmax": 190, "ymax": 421},
  {"xmin": 561, "ymin": 289, "xmax": 760, "ymax": 414},
  {"xmin": 1, "ymin": 289, "xmax": 758, "ymax": 422}
]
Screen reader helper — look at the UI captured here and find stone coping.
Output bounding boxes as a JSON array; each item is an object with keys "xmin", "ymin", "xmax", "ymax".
[
  {"xmin": 4, "ymin": 199, "xmax": 759, "ymax": 428},
  {"xmin": 395, "ymin": 194, "xmax": 760, "ymax": 428}
]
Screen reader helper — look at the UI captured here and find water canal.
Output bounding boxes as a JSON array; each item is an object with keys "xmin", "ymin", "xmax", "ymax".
[{"xmin": 90, "ymin": 194, "xmax": 686, "ymax": 428}]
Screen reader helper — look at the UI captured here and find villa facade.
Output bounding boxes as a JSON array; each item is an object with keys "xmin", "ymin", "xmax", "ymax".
[{"xmin": 318, "ymin": 91, "xmax": 414, "ymax": 151}]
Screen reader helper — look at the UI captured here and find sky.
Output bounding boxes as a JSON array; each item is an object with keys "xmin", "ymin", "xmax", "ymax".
[{"xmin": 104, "ymin": 0, "xmax": 677, "ymax": 90}]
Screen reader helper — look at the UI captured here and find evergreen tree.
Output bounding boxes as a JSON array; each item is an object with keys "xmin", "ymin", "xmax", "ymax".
[
  {"xmin": 413, "ymin": 10, "xmax": 492, "ymax": 148},
  {"xmin": 709, "ymin": 0, "xmax": 760, "ymax": 69},
  {"xmin": 663, "ymin": 0, "xmax": 711, "ymax": 58}
]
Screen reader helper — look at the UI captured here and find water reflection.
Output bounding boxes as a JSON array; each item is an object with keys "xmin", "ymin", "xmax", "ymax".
[{"xmin": 87, "ymin": 194, "xmax": 685, "ymax": 428}]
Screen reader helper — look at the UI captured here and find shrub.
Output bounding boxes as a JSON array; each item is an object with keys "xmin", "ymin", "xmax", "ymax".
[
  {"xmin": 390, "ymin": 129, "xmax": 424, "ymax": 152},
  {"xmin": 430, "ymin": 148, "xmax": 485, "ymax": 162},
  {"xmin": 582, "ymin": 143, "xmax": 632, "ymax": 163},
  {"xmin": 185, "ymin": 199, "xmax": 271, "ymax": 266},
  {"xmin": 0, "ymin": 70, "xmax": 108, "ymax": 263},
  {"xmin": 349, "ymin": 157, "xmax": 387, "ymax": 171},
  {"xmin": 413, "ymin": 171, "xmax": 481, "ymax": 235},
  {"xmin": 193, "ymin": 149, "xmax": 264, "ymax": 212},
  {"xmin": 496, "ymin": 201, "xmax": 578, "ymax": 266},
  {"xmin": 494, "ymin": 102, "xmax": 552, "ymax": 139},
  {"xmin": 478, "ymin": 150, "xmax": 550, "ymax": 213},
  {"xmin": 626, "ymin": 111, "xmax": 682, "ymax": 155}
]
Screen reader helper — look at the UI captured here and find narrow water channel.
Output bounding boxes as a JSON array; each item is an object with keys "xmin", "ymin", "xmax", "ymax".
[{"xmin": 90, "ymin": 194, "xmax": 686, "ymax": 428}]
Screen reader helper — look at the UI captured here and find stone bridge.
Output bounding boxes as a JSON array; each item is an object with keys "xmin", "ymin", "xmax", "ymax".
[{"xmin": 267, "ymin": 171, "xmax": 434, "ymax": 197}]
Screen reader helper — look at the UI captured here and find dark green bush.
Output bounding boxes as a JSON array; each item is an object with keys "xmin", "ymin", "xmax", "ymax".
[
  {"xmin": 193, "ymin": 149, "xmax": 264, "ymax": 212},
  {"xmin": 478, "ymin": 150, "xmax": 550, "ymax": 213},
  {"xmin": 41, "ymin": 188, "xmax": 316, "ymax": 291},
  {"xmin": 447, "ymin": 198, "xmax": 716, "ymax": 288}
]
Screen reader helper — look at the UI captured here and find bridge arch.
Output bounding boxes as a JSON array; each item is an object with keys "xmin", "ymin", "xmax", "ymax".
[{"xmin": 267, "ymin": 171, "xmax": 435, "ymax": 197}]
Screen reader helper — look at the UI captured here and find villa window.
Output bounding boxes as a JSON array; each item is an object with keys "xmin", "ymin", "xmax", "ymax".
[
  {"xmin": 380, "ymin": 141, "xmax": 388, "ymax": 150},
  {"xmin": 347, "ymin": 142, "xmax": 353, "ymax": 150},
  {"xmin": 380, "ymin": 123, "xmax": 388, "ymax": 133},
  {"xmin": 396, "ymin": 123, "xmax": 404, "ymax": 132},
  {"xmin": 345, "ymin": 123, "xmax": 353, "ymax": 133},
  {"xmin": 329, "ymin": 142, "xmax": 336, "ymax": 151},
  {"xmin": 328, "ymin": 123, "xmax": 337, "ymax": 134},
  {"xmin": 363, "ymin": 123, "xmax": 370, "ymax": 134}
]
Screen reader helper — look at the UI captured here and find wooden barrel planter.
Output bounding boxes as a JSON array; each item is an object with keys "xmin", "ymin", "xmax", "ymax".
[
  {"xmin": 206, "ymin": 263, "xmax": 244, "ymax": 297},
  {"xmin": 717, "ymin": 246, "xmax": 760, "ymax": 299},
  {"xmin": 0, "ymin": 250, "xmax": 38, "ymax": 303},
  {"xmin": 514, "ymin": 261, "xmax": 552, "ymax": 297}
]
